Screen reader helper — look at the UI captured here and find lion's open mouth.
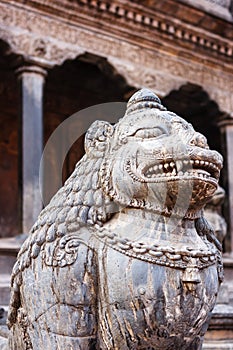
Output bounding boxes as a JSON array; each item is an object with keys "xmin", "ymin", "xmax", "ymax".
[{"xmin": 127, "ymin": 158, "xmax": 221, "ymax": 185}]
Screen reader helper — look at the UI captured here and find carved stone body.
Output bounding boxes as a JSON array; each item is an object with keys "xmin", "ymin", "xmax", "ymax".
[{"xmin": 7, "ymin": 89, "xmax": 223, "ymax": 349}]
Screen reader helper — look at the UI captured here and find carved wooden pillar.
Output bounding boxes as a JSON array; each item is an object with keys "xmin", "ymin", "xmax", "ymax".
[
  {"xmin": 218, "ymin": 115, "xmax": 233, "ymax": 254},
  {"xmin": 16, "ymin": 65, "xmax": 47, "ymax": 234}
]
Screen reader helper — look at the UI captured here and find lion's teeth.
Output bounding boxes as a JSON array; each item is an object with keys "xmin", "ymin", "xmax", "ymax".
[
  {"xmin": 176, "ymin": 161, "xmax": 183, "ymax": 171},
  {"xmin": 144, "ymin": 156, "xmax": 217, "ymax": 180}
]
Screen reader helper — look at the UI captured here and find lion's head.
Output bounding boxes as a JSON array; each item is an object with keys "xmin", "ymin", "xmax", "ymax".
[{"xmin": 88, "ymin": 89, "xmax": 223, "ymax": 220}]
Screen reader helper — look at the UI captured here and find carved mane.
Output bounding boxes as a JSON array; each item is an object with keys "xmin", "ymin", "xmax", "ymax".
[{"xmin": 8, "ymin": 121, "xmax": 115, "ymax": 326}]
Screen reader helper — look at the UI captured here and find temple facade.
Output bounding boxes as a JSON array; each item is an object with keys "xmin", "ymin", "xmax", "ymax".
[{"xmin": 0, "ymin": 0, "xmax": 233, "ymax": 348}]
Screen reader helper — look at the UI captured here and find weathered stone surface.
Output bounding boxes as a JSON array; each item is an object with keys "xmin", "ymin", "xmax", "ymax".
[{"xmin": 7, "ymin": 89, "xmax": 223, "ymax": 349}]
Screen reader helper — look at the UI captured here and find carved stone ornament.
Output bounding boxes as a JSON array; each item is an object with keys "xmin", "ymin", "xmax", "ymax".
[
  {"xmin": 204, "ymin": 185, "xmax": 227, "ymax": 244},
  {"xmin": 7, "ymin": 89, "xmax": 223, "ymax": 349}
]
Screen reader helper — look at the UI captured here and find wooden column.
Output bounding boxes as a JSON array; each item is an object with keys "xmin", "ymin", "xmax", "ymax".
[
  {"xmin": 218, "ymin": 115, "xmax": 233, "ymax": 254},
  {"xmin": 17, "ymin": 66, "xmax": 47, "ymax": 234}
]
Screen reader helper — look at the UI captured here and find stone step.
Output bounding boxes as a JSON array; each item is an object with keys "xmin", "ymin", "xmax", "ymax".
[
  {"xmin": 0, "ymin": 301, "xmax": 9, "ymax": 349},
  {"xmin": 0, "ymin": 255, "xmax": 16, "ymax": 277},
  {"xmin": 0, "ymin": 237, "xmax": 21, "ymax": 310},
  {"xmin": 0, "ymin": 255, "xmax": 16, "ymax": 306},
  {"xmin": 0, "ymin": 237, "xmax": 21, "ymax": 258},
  {"xmin": 203, "ymin": 341, "xmax": 233, "ymax": 349},
  {"xmin": 0, "ymin": 275, "xmax": 11, "ymax": 307}
]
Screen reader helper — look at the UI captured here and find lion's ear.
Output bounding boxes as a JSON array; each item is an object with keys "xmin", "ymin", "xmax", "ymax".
[{"xmin": 85, "ymin": 120, "xmax": 114, "ymax": 156}]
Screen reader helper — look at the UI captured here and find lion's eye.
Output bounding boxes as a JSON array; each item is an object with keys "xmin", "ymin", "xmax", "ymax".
[{"xmin": 134, "ymin": 127, "xmax": 166, "ymax": 138}]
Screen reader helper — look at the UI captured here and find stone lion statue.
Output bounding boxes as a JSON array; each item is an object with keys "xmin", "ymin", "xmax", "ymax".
[{"xmin": 7, "ymin": 89, "xmax": 223, "ymax": 349}]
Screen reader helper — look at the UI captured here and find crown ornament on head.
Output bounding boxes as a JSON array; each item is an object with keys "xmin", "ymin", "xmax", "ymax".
[{"xmin": 126, "ymin": 88, "xmax": 167, "ymax": 115}]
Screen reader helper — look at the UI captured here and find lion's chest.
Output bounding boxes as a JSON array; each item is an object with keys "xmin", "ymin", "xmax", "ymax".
[{"xmin": 97, "ymin": 246, "xmax": 218, "ymax": 349}]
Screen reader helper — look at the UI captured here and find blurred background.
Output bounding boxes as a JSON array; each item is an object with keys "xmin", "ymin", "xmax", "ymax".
[{"xmin": 0, "ymin": 0, "xmax": 233, "ymax": 347}]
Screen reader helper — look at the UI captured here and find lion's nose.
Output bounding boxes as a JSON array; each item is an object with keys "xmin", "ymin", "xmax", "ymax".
[{"xmin": 189, "ymin": 132, "xmax": 209, "ymax": 149}]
